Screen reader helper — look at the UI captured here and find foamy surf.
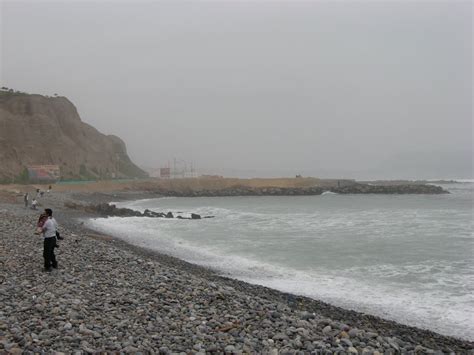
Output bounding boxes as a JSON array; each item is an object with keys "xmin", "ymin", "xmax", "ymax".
[{"xmin": 86, "ymin": 185, "xmax": 474, "ymax": 340}]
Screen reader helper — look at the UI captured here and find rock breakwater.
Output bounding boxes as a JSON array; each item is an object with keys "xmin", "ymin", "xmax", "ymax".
[
  {"xmin": 153, "ymin": 184, "xmax": 448, "ymax": 197},
  {"xmin": 63, "ymin": 202, "xmax": 212, "ymax": 219}
]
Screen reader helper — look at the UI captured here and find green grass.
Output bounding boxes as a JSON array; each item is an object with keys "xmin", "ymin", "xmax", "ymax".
[{"xmin": 0, "ymin": 90, "xmax": 30, "ymax": 97}]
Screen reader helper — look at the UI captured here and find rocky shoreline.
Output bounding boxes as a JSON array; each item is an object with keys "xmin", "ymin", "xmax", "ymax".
[{"xmin": 0, "ymin": 190, "xmax": 472, "ymax": 354}]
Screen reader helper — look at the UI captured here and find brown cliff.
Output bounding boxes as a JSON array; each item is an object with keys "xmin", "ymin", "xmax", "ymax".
[{"xmin": 0, "ymin": 91, "xmax": 147, "ymax": 181}]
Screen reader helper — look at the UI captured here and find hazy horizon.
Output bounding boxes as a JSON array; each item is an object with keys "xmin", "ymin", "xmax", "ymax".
[{"xmin": 1, "ymin": 0, "xmax": 472, "ymax": 180}]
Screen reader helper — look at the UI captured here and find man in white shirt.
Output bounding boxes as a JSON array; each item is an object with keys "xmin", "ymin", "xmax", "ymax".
[{"xmin": 42, "ymin": 208, "xmax": 58, "ymax": 271}]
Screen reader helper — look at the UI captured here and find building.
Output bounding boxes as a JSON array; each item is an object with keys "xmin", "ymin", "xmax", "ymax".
[
  {"xmin": 160, "ymin": 167, "xmax": 171, "ymax": 179},
  {"xmin": 27, "ymin": 165, "xmax": 61, "ymax": 182}
]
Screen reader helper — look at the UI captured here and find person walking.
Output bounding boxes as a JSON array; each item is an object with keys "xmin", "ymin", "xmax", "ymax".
[
  {"xmin": 23, "ymin": 193, "xmax": 29, "ymax": 208},
  {"xmin": 41, "ymin": 208, "xmax": 58, "ymax": 271}
]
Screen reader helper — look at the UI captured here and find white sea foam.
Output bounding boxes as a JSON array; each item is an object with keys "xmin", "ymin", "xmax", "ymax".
[
  {"xmin": 86, "ymin": 187, "xmax": 474, "ymax": 340},
  {"xmin": 321, "ymin": 191, "xmax": 338, "ymax": 195},
  {"xmin": 248, "ymin": 272, "xmax": 474, "ymax": 340}
]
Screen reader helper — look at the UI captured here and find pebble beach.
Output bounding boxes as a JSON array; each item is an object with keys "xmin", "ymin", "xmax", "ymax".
[{"xmin": 0, "ymin": 191, "xmax": 473, "ymax": 354}]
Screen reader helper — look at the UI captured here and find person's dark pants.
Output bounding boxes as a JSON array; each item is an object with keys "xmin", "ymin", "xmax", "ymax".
[{"xmin": 43, "ymin": 237, "xmax": 57, "ymax": 270}]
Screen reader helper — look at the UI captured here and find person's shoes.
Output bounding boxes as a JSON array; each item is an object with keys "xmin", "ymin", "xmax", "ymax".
[
  {"xmin": 52, "ymin": 263, "xmax": 58, "ymax": 269},
  {"xmin": 44, "ymin": 267, "xmax": 52, "ymax": 272}
]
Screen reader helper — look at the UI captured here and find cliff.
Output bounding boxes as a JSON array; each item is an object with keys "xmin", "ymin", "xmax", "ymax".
[{"xmin": 0, "ymin": 91, "xmax": 148, "ymax": 181}]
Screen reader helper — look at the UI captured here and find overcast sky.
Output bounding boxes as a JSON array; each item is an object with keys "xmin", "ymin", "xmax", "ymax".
[{"xmin": 1, "ymin": 0, "xmax": 472, "ymax": 179}]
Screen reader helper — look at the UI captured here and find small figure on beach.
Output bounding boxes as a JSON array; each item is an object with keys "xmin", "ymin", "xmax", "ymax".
[
  {"xmin": 31, "ymin": 198, "xmax": 38, "ymax": 210},
  {"xmin": 47, "ymin": 185, "xmax": 52, "ymax": 193},
  {"xmin": 35, "ymin": 188, "xmax": 40, "ymax": 199},
  {"xmin": 23, "ymin": 193, "xmax": 29, "ymax": 208},
  {"xmin": 41, "ymin": 208, "xmax": 59, "ymax": 272}
]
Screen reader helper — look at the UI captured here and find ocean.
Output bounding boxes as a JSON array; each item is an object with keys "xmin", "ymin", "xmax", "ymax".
[{"xmin": 86, "ymin": 182, "xmax": 474, "ymax": 340}]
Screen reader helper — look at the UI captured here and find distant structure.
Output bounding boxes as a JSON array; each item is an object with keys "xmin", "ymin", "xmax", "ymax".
[
  {"xmin": 160, "ymin": 167, "xmax": 171, "ymax": 179},
  {"xmin": 27, "ymin": 165, "xmax": 60, "ymax": 182},
  {"xmin": 159, "ymin": 159, "xmax": 198, "ymax": 179}
]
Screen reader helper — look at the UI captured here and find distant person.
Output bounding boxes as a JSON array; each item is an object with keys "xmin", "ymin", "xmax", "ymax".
[
  {"xmin": 47, "ymin": 185, "xmax": 52, "ymax": 193},
  {"xmin": 40, "ymin": 190, "xmax": 44, "ymax": 197},
  {"xmin": 41, "ymin": 208, "xmax": 59, "ymax": 271},
  {"xmin": 24, "ymin": 193, "xmax": 29, "ymax": 208},
  {"xmin": 35, "ymin": 188, "xmax": 40, "ymax": 199},
  {"xmin": 31, "ymin": 198, "xmax": 38, "ymax": 210}
]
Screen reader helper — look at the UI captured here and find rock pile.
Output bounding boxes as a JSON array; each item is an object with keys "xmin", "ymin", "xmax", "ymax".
[
  {"xmin": 331, "ymin": 184, "xmax": 448, "ymax": 195},
  {"xmin": 152, "ymin": 184, "xmax": 448, "ymax": 197},
  {"xmin": 63, "ymin": 202, "xmax": 212, "ymax": 220}
]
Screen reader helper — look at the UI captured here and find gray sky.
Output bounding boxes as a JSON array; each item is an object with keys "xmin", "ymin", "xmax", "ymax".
[{"xmin": 1, "ymin": 0, "xmax": 472, "ymax": 179}]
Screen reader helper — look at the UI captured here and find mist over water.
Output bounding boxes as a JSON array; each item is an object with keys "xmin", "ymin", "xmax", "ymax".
[
  {"xmin": 2, "ymin": 1, "xmax": 472, "ymax": 178},
  {"xmin": 87, "ymin": 183, "xmax": 474, "ymax": 340}
]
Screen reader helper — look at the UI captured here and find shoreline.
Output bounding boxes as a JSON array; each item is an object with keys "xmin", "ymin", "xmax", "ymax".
[{"xmin": 1, "ymin": 190, "xmax": 473, "ymax": 353}]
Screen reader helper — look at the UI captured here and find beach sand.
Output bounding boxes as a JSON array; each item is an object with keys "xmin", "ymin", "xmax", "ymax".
[{"xmin": 0, "ymin": 189, "xmax": 473, "ymax": 354}]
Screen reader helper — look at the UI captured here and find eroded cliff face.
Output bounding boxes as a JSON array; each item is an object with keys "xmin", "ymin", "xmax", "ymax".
[{"xmin": 0, "ymin": 93, "xmax": 148, "ymax": 181}]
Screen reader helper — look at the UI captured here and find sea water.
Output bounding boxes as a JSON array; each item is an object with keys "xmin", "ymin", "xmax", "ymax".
[{"xmin": 86, "ymin": 182, "xmax": 474, "ymax": 340}]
